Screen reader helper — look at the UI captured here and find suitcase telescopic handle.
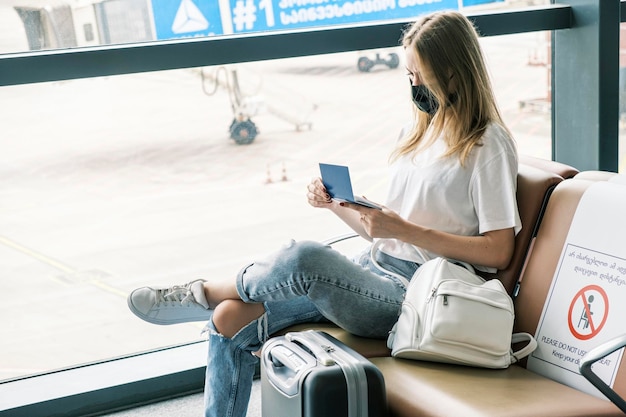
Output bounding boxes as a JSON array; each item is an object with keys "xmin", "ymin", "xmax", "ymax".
[{"xmin": 286, "ymin": 332, "xmax": 336, "ymax": 366}]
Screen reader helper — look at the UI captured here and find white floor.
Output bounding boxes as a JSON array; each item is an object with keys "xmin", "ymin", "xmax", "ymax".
[{"xmin": 101, "ymin": 380, "xmax": 262, "ymax": 417}]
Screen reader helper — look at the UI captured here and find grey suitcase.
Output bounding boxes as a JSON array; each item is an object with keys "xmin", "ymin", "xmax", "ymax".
[{"xmin": 261, "ymin": 330, "xmax": 387, "ymax": 417}]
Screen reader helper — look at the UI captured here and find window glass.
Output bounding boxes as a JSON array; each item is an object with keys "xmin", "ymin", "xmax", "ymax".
[
  {"xmin": 0, "ymin": 29, "xmax": 550, "ymax": 381},
  {"xmin": 485, "ymin": 31, "xmax": 552, "ymax": 160}
]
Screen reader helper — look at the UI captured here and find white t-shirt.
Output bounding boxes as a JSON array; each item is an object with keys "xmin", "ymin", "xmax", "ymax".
[{"xmin": 377, "ymin": 122, "xmax": 521, "ymax": 273}]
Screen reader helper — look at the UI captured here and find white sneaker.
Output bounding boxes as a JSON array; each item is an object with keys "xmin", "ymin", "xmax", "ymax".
[{"xmin": 127, "ymin": 279, "xmax": 213, "ymax": 325}]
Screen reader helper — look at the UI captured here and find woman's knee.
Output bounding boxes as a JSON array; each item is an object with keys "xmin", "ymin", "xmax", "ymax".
[
  {"xmin": 281, "ymin": 240, "xmax": 330, "ymax": 270},
  {"xmin": 213, "ymin": 299, "xmax": 265, "ymax": 339}
]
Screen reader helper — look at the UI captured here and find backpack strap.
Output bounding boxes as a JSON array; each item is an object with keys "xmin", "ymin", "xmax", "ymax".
[{"xmin": 510, "ymin": 332, "xmax": 538, "ymax": 364}]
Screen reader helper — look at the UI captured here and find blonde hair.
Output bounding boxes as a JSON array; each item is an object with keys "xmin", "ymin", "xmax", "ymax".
[{"xmin": 391, "ymin": 11, "xmax": 509, "ymax": 165}]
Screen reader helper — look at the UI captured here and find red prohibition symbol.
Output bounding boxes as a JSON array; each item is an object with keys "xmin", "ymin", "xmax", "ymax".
[{"xmin": 568, "ymin": 284, "xmax": 609, "ymax": 341}]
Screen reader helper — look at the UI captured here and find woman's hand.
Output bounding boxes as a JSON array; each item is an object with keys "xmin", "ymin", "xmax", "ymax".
[
  {"xmin": 341, "ymin": 201, "xmax": 406, "ymax": 239},
  {"xmin": 307, "ymin": 177, "xmax": 336, "ymax": 209}
]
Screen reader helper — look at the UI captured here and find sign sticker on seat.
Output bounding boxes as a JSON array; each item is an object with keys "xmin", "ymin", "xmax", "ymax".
[
  {"xmin": 528, "ymin": 182, "xmax": 626, "ymax": 399},
  {"xmin": 568, "ymin": 284, "xmax": 609, "ymax": 341}
]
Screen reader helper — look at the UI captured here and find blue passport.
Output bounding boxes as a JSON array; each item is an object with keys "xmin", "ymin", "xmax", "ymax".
[{"xmin": 319, "ymin": 163, "xmax": 382, "ymax": 210}]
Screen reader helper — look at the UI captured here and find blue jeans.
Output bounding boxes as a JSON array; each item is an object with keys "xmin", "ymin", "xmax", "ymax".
[{"xmin": 203, "ymin": 239, "xmax": 419, "ymax": 417}]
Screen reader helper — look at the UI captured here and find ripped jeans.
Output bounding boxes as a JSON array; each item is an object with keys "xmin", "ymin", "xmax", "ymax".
[{"xmin": 203, "ymin": 239, "xmax": 419, "ymax": 417}]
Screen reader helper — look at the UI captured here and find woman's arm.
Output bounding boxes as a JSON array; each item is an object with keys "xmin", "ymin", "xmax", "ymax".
[
  {"xmin": 347, "ymin": 203, "xmax": 515, "ymax": 270},
  {"xmin": 408, "ymin": 226, "xmax": 515, "ymax": 270}
]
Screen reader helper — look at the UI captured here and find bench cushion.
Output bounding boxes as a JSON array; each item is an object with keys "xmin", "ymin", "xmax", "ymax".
[{"xmin": 371, "ymin": 357, "xmax": 622, "ymax": 417}]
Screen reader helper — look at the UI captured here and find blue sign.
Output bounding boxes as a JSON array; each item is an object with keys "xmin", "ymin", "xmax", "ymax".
[
  {"xmin": 150, "ymin": 0, "xmax": 501, "ymax": 39},
  {"xmin": 463, "ymin": 0, "xmax": 503, "ymax": 5},
  {"xmin": 223, "ymin": 0, "xmax": 459, "ymax": 34},
  {"xmin": 152, "ymin": 0, "xmax": 224, "ymax": 39}
]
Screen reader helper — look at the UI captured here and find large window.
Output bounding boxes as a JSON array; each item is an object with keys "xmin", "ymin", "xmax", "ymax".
[{"xmin": 0, "ymin": 30, "xmax": 551, "ymax": 383}]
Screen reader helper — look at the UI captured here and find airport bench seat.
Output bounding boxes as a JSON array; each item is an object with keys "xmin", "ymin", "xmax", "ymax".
[{"xmin": 367, "ymin": 177, "xmax": 626, "ymax": 416}]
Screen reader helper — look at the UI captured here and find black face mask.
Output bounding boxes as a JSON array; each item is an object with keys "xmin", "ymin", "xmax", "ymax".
[{"xmin": 411, "ymin": 84, "xmax": 439, "ymax": 115}]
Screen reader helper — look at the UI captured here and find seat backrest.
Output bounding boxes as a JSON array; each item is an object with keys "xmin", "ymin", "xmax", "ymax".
[
  {"xmin": 520, "ymin": 154, "xmax": 580, "ymax": 179},
  {"xmin": 574, "ymin": 170, "xmax": 618, "ymax": 181},
  {"xmin": 514, "ymin": 179, "xmax": 592, "ymax": 339},
  {"xmin": 479, "ymin": 161, "xmax": 564, "ymax": 294},
  {"xmin": 514, "ymin": 178, "xmax": 626, "ymax": 399}
]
